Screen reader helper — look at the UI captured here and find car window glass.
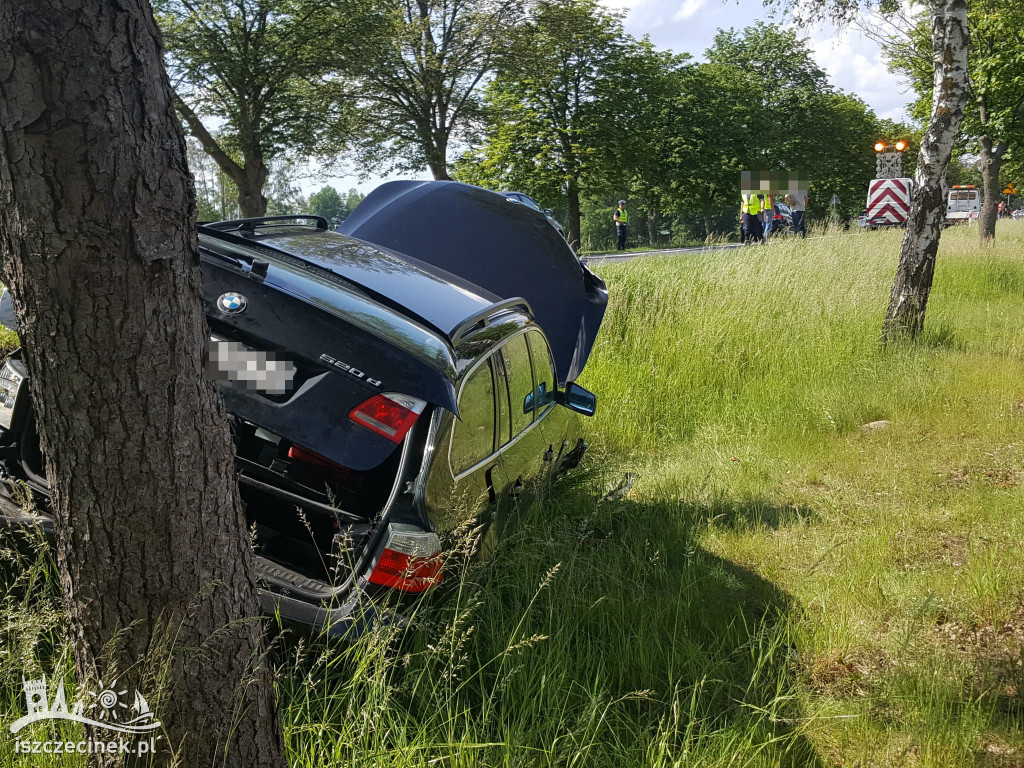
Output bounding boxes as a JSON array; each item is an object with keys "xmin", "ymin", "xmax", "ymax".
[
  {"xmin": 521, "ymin": 196, "xmax": 542, "ymax": 212},
  {"xmin": 493, "ymin": 350, "xmax": 510, "ymax": 443},
  {"xmin": 450, "ymin": 360, "xmax": 496, "ymax": 474},
  {"xmin": 500, "ymin": 335, "xmax": 534, "ymax": 439},
  {"xmin": 526, "ymin": 331, "xmax": 556, "ymax": 418}
]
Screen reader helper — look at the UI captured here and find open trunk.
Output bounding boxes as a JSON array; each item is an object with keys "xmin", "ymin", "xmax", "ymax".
[
  {"xmin": 3, "ymin": 397, "xmax": 411, "ymax": 588},
  {"xmin": 231, "ymin": 414, "xmax": 409, "ymax": 584}
]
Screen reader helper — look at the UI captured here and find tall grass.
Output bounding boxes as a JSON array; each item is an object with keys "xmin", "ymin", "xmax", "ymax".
[{"xmin": 2, "ymin": 222, "xmax": 1023, "ymax": 766}]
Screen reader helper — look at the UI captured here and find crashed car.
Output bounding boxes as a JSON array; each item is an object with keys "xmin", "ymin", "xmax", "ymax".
[
  {"xmin": 0, "ymin": 181, "xmax": 608, "ymax": 634},
  {"xmin": 500, "ymin": 191, "xmax": 565, "ymax": 238}
]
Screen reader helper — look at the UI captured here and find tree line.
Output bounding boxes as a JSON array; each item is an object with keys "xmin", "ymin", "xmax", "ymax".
[
  {"xmin": 0, "ymin": 0, "xmax": 1010, "ymax": 765},
  {"xmin": 158, "ymin": 0, "xmax": 918, "ymax": 246}
]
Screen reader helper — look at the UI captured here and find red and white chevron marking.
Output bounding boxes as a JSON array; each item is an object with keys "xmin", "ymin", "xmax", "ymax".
[{"xmin": 867, "ymin": 178, "xmax": 911, "ymax": 224}]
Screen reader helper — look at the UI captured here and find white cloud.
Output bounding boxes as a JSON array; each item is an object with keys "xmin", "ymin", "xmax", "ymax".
[
  {"xmin": 673, "ymin": 0, "xmax": 707, "ymax": 21},
  {"xmin": 809, "ymin": 23, "xmax": 913, "ymax": 122}
]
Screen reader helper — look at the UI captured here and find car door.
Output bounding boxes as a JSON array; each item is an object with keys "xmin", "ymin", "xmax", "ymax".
[
  {"xmin": 525, "ymin": 329, "xmax": 573, "ymax": 474},
  {"xmin": 493, "ymin": 331, "xmax": 566, "ymax": 512},
  {"xmin": 422, "ymin": 357, "xmax": 499, "ymax": 534}
]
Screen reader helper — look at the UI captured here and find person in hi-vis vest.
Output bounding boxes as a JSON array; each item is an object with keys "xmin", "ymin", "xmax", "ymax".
[
  {"xmin": 740, "ymin": 192, "xmax": 765, "ymax": 244},
  {"xmin": 613, "ymin": 200, "xmax": 629, "ymax": 251}
]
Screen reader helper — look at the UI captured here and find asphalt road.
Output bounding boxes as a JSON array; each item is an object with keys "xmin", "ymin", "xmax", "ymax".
[{"xmin": 580, "ymin": 242, "xmax": 745, "ymax": 264}]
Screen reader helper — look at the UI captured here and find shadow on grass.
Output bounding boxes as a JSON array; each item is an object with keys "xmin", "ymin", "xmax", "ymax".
[
  {"xmin": 278, "ymin": 470, "xmax": 825, "ymax": 767},
  {"xmin": 681, "ymin": 496, "xmax": 815, "ymax": 532}
]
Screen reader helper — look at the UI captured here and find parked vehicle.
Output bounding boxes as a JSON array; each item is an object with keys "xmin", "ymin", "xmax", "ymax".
[
  {"xmin": 501, "ymin": 191, "xmax": 565, "ymax": 238},
  {"xmin": 945, "ymin": 185, "xmax": 981, "ymax": 224},
  {"xmin": 865, "ymin": 177, "xmax": 913, "ymax": 229},
  {"xmin": 0, "ymin": 182, "xmax": 608, "ymax": 635},
  {"xmin": 769, "ymin": 202, "xmax": 793, "ymax": 235}
]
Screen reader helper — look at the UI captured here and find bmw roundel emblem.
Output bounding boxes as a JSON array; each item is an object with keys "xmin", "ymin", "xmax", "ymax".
[{"xmin": 217, "ymin": 292, "xmax": 247, "ymax": 314}]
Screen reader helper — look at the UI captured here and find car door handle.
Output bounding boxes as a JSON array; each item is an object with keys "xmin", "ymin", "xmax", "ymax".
[{"xmin": 510, "ymin": 477, "xmax": 525, "ymax": 497}]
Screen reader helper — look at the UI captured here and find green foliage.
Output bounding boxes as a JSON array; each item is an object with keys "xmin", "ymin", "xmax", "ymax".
[
  {"xmin": 456, "ymin": 0, "xmax": 639, "ymax": 244},
  {"xmin": 4, "ymin": 225, "xmax": 1024, "ymax": 766},
  {"xmin": 156, "ymin": 0, "xmax": 390, "ymax": 209},
  {"xmin": 349, "ymin": 0, "xmax": 521, "ymax": 178},
  {"xmin": 186, "ymin": 137, "xmax": 240, "ymax": 221},
  {"xmin": 264, "ymin": 160, "xmax": 308, "ymax": 215},
  {"xmin": 308, "ymin": 185, "xmax": 366, "ymax": 226},
  {"xmin": 885, "ymin": 0, "xmax": 1024, "ymax": 159},
  {"xmin": 308, "ymin": 186, "xmax": 346, "ymax": 226},
  {"xmin": 465, "ymin": 22, "xmax": 902, "ymax": 241}
]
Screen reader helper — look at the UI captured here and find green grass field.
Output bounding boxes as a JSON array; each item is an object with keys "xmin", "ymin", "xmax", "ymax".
[{"xmin": 2, "ymin": 222, "xmax": 1023, "ymax": 766}]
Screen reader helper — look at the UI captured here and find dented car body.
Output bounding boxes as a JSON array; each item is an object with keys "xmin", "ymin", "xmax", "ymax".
[{"xmin": 0, "ymin": 182, "xmax": 608, "ymax": 634}]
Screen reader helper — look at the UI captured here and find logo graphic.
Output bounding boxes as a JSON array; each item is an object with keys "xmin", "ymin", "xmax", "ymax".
[
  {"xmin": 217, "ymin": 292, "xmax": 247, "ymax": 314},
  {"xmin": 11, "ymin": 677, "xmax": 161, "ymax": 735}
]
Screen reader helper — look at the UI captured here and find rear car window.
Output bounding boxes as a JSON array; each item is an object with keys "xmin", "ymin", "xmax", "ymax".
[
  {"xmin": 526, "ymin": 330, "xmax": 556, "ymax": 417},
  {"xmin": 500, "ymin": 335, "xmax": 534, "ymax": 439},
  {"xmin": 451, "ymin": 360, "xmax": 496, "ymax": 474}
]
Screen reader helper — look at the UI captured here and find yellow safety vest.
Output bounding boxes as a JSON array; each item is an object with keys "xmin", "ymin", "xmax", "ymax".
[
  {"xmin": 615, "ymin": 207, "xmax": 629, "ymax": 224},
  {"xmin": 742, "ymin": 194, "xmax": 761, "ymax": 215}
]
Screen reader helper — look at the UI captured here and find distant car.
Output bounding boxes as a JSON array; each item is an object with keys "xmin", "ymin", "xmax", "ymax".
[
  {"xmin": 771, "ymin": 202, "xmax": 793, "ymax": 235},
  {"xmin": 856, "ymin": 209, "xmax": 869, "ymax": 227},
  {"xmin": 0, "ymin": 182, "xmax": 608, "ymax": 636},
  {"xmin": 501, "ymin": 191, "xmax": 565, "ymax": 238}
]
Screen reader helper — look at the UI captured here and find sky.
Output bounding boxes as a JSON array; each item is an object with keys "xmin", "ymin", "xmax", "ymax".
[{"xmin": 302, "ymin": 0, "xmax": 916, "ymax": 196}]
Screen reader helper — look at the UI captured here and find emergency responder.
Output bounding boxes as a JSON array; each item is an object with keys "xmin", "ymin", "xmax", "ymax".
[
  {"xmin": 786, "ymin": 191, "xmax": 807, "ymax": 237},
  {"xmin": 761, "ymin": 193, "xmax": 773, "ymax": 239},
  {"xmin": 614, "ymin": 200, "xmax": 629, "ymax": 251},
  {"xmin": 741, "ymin": 192, "xmax": 765, "ymax": 244}
]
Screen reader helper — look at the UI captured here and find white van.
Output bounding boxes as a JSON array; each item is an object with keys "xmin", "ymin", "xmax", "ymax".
[{"xmin": 946, "ymin": 186, "xmax": 981, "ymax": 223}]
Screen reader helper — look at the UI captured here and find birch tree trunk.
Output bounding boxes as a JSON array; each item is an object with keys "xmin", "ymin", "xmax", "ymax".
[
  {"xmin": 881, "ymin": 0, "xmax": 970, "ymax": 342},
  {"xmin": 0, "ymin": 1, "xmax": 286, "ymax": 765}
]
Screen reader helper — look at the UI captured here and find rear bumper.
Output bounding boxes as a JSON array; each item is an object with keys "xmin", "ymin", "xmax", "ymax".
[
  {"xmin": 0, "ymin": 498, "xmax": 396, "ymax": 638},
  {"xmin": 257, "ymin": 584, "xmax": 397, "ymax": 638}
]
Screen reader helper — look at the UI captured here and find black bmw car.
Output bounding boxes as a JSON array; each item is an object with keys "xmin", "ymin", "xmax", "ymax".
[{"xmin": 0, "ymin": 181, "xmax": 608, "ymax": 634}]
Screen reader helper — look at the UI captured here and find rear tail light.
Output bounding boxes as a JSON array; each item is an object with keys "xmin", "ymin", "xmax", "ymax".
[
  {"xmin": 368, "ymin": 524, "xmax": 443, "ymax": 593},
  {"xmin": 349, "ymin": 393, "xmax": 424, "ymax": 444},
  {"xmin": 287, "ymin": 444, "xmax": 350, "ymax": 478}
]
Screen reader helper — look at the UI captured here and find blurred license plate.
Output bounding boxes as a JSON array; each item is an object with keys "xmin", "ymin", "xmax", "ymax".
[{"xmin": 207, "ymin": 339, "xmax": 296, "ymax": 395}]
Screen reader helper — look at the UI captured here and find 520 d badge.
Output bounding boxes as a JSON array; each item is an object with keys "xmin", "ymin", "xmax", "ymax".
[{"xmin": 319, "ymin": 354, "xmax": 382, "ymax": 388}]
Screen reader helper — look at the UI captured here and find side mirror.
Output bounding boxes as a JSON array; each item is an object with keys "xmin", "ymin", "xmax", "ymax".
[
  {"xmin": 544, "ymin": 209, "xmax": 554, "ymax": 217},
  {"xmin": 555, "ymin": 382, "xmax": 596, "ymax": 417}
]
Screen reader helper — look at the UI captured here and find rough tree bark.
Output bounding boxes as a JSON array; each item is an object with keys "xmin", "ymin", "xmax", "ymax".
[
  {"xmin": 0, "ymin": 2, "xmax": 286, "ymax": 766},
  {"xmin": 977, "ymin": 135, "xmax": 1006, "ymax": 242},
  {"xmin": 881, "ymin": 0, "xmax": 969, "ymax": 343}
]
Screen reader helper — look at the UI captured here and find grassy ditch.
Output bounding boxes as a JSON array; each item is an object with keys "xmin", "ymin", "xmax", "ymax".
[{"xmin": 2, "ymin": 222, "xmax": 1023, "ymax": 766}]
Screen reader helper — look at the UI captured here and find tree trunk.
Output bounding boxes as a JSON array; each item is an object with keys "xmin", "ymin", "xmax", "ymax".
[
  {"xmin": 426, "ymin": 137, "xmax": 452, "ymax": 181},
  {"xmin": 566, "ymin": 179, "xmax": 582, "ymax": 251},
  {"xmin": 978, "ymin": 135, "xmax": 1006, "ymax": 243},
  {"xmin": 881, "ymin": 0, "xmax": 969, "ymax": 343},
  {"xmin": 0, "ymin": 3, "xmax": 286, "ymax": 767},
  {"xmin": 647, "ymin": 207, "xmax": 659, "ymax": 246},
  {"xmin": 238, "ymin": 157, "xmax": 270, "ymax": 218},
  {"xmin": 703, "ymin": 198, "xmax": 714, "ymax": 238}
]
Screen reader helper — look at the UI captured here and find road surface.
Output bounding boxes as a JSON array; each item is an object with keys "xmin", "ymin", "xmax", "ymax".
[{"xmin": 580, "ymin": 242, "xmax": 744, "ymax": 264}]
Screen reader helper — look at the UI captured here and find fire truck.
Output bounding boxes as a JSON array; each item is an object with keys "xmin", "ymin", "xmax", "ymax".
[
  {"xmin": 945, "ymin": 185, "xmax": 981, "ymax": 224},
  {"xmin": 864, "ymin": 141, "xmax": 912, "ymax": 229}
]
